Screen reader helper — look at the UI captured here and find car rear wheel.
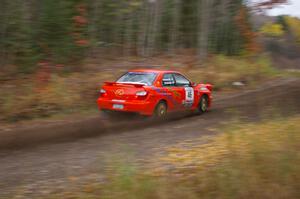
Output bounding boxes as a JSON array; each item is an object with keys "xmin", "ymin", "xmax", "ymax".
[
  {"xmin": 198, "ymin": 95, "xmax": 208, "ymax": 114},
  {"xmin": 154, "ymin": 101, "xmax": 168, "ymax": 119}
]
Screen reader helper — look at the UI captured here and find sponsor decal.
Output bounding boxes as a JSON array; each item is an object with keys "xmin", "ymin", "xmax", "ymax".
[
  {"xmin": 152, "ymin": 87, "xmax": 179, "ymax": 106},
  {"xmin": 166, "ymin": 87, "xmax": 181, "ymax": 98},
  {"xmin": 152, "ymin": 87, "xmax": 191, "ymax": 108},
  {"xmin": 115, "ymin": 89, "xmax": 125, "ymax": 96}
]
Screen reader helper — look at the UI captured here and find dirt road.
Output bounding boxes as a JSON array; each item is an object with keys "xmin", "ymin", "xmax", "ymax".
[{"xmin": 0, "ymin": 78, "xmax": 300, "ymax": 198}]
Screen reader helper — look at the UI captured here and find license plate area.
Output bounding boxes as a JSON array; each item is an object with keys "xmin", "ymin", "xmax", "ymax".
[{"xmin": 113, "ymin": 104, "xmax": 124, "ymax": 109}]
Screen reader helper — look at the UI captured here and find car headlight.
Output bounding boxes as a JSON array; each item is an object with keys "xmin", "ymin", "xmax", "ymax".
[
  {"xmin": 136, "ymin": 91, "xmax": 147, "ymax": 96},
  {"xmin": 200, "ymin": 87, "xmax": 208, "ymax": 91}
]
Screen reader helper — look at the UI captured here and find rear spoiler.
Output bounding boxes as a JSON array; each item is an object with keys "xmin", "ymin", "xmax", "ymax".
[{"xmin": 104, "ymin": 81, "xmax": 145, "ymax": 88}]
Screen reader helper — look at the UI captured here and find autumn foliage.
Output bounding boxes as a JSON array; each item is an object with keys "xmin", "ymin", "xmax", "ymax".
[
  {"xmin": 73, "ymin": 3, "xmax": 89, "ymax": 47},
  {"xmin": 260, "ymin": 23, "xmax": 284, "ymax": 37},
  {"xmin": 235, "ymin": 7, "xmax": 260, "ymax": 54},
  {"xmin": 284, "ymin": 16, "xmax": 300, "ymax": 44}
]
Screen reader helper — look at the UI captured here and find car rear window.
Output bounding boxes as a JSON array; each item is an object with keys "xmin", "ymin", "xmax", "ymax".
[{"xmin": 117, "ymin": 72, "xmax": 157, "ymax": 86}]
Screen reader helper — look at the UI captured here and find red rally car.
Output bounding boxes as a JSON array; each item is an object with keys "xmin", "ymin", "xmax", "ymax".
[{"xmin": 97, "ymin": 69, "xmax": 212, "ymax": 118}]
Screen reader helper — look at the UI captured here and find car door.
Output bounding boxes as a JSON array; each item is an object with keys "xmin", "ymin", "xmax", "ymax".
[
  {"xmin": 173, "ymin": 73, "xmax": 194, "ymax": 110},
  {"xmin": 161, "ymin": 73, "xmax": 181, "ymax": 111}
]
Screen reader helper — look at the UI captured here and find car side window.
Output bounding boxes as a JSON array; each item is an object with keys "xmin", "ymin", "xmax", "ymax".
[
  {"xmin": 162, "ymin": 74, "xmax": 175, "ymax": 87},
  {"xmin": 173, "ymin": 73, "xmax": 190, "ymax": 87}
]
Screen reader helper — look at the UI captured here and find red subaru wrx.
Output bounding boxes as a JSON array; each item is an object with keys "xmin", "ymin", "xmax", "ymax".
[{"xmin": 97, "ymin": 69, "xmax": 212, "ymax": 118}]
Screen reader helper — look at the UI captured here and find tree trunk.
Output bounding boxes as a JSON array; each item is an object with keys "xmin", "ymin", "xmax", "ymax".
[
  {"xmin": 123, "ymin": 6, "xmax": 134, "ymax": 57},
  {"xmin": 169, "ymin": 0, "xmax": 181, "ymax": 55},
  {"xmin": 0, "ymin": 0, "xmax": 8, "ymax": 69},
  {"xmin": 198, "ymin": 0, "xmax": 213, "ymax": 60},
  {"xmin": 138, "ymin": 0, "xmax": 148, "ymax": 57},
  {"xmin": 88, "ymin": 0, "xmax": 102, "ymax": 58},
  {"xmin": 147, "ymin": 0, "xmax": 162, "ymax": 56}
]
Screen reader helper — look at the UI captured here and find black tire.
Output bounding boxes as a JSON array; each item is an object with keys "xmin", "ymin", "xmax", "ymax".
[
  {"xmin": 154, "ymin": 101, "xmax": 168, "ymax": 119},
  {"xmin": 197, "ymin": 95, "xmax": 209, "ymax": 114}
]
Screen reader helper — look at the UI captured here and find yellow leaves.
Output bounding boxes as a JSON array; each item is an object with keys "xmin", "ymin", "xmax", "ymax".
[
  {"xmin": 284, "ymin": 16, "xmax": 300, "ymax": 44},
  {"xmin": 260, "ymin": 23, "xmax": 284, "ymax": 37}
]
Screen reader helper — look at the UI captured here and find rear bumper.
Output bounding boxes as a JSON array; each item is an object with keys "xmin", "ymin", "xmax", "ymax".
[{"xmin": 97, "ymin": 98, "xmax": 154, "ymax": 116}]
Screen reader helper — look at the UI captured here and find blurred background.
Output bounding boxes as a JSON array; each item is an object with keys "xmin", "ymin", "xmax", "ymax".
[
  {"xmin": 0, "ymin": 0, "xmax": 299, "ymax": 122},
  {"xmin": 1, "ymin": 1, "xmax": 300, "ymax": 198}
]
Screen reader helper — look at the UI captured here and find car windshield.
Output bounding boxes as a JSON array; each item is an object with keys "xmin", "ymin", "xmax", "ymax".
[{"xmin": 117, "ymin": 72, "xmax": 157, "ymax": 86}]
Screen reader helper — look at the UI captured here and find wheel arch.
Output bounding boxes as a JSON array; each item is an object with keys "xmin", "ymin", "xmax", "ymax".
[
  {"xmin": 152, "ymin": 98, "xmax": 168, "ymax": 114},
  {"xmin": 200, "ymin": 93, "xmax": 210, "ymax": 106},
  {"xmin": 157, "ymin": 99, "xmax": 168, "ymax": 109}
]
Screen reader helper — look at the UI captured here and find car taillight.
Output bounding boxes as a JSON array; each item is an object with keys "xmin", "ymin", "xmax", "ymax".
[
  {"xmin": 100, "ymin": 89, "xmax": 106, "ymax": 94},
  {"xmin": 136, "ymin": 91, "xmax": 147, "ymax": 96},
  {"xmin": 99, "ymin": 89, "xmax": 107, "ymax": 97}
]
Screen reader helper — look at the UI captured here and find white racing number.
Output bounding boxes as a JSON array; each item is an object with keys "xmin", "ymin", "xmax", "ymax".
[{"xmin": 184, "ymin": 87, "xmax": 194, "ymax": 107}]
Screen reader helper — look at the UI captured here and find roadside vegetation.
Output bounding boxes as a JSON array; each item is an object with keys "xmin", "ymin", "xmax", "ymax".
[
  {"xmin": 284, "ymin": 16, "xmax": 300, "ymax": 44},
  {"xmin": 185, "ymin": 54, "xmax": 278, "ymax": 90},
  {"xmin": 41, "ymin": 115, "xmax": 300, "ymax": 199},
  {"xmin": 0, "ymin": 54, "xmax": 279, "ymax": 123}
]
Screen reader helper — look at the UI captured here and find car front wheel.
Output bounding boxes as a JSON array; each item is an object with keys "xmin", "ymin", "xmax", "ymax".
[{"xmin": 197, "ymin": 95, "xmax": 208, "ymax": 114}]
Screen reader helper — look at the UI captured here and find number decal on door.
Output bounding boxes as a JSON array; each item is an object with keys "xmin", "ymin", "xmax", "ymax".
[{"xmin": 184, "ymin": 87, "xmax": 194, "ymax": 107}]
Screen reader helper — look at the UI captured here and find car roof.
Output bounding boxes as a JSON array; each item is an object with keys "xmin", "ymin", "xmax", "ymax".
[{"xmin": 129, "ymin": 69, "xmax": 180, "ymax": 74}]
